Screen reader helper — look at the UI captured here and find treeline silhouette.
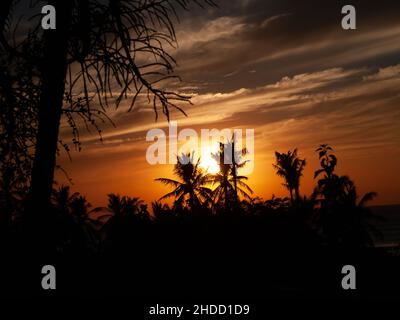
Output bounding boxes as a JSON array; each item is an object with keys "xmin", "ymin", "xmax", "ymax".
[
  {"xmin": 0, "ymin": 143, "xmax": 382, "ymax": 251},
  {"xmin": 2, "ymin": 143, "xmax": 396, "ymax": 298}
]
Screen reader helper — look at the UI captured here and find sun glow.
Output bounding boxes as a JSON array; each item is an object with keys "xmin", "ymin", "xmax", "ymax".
[
  {"xmin": 199, "ymin": 146, "xmax": 220, "ymax": 174},
  {"xmin": 200, "ymin": 154, "xmax": 220, "ymax": 174}
]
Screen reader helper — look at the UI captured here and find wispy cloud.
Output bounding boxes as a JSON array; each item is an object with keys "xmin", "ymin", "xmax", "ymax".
[
  {"xmin": 62, "ymin": 65, "xmax": 400, "ymax": 157},
  {"xmin": 260, "ymin": 13, "xmax": 292, "ymax": 29}
]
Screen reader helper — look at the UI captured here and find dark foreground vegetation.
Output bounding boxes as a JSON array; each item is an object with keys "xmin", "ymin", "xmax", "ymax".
[{"xmin": 1, "ymin": 144, "xmax": 400, "ymax": 299}]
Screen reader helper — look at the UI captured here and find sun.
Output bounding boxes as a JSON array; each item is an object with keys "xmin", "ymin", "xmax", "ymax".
[{"xmin": 199, "ymin": 153, "xmax": 220, "ymax": 174}]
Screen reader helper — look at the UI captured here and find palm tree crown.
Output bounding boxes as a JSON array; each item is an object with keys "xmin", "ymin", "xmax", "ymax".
[
  {"xmin": 156, "ymin": 153, "xmax": 212, "ymax": 210},
  {"xmin": 210, "ymin": 138, "xmax": 253, "ymax": 211},
  {"xmin": 273, "ymin": 148, "xmax": 306, "ymax": 205}
]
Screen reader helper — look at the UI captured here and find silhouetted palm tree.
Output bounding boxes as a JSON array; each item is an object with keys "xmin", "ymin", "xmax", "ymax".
[
  {"xmin": 313, "ymin": 145, "xmax": 380, "ymax": 247},
  {"xmin": 342, "ymin": 184, "xmax": 382, "ymax": 246},
  {"xmin": 156, "ymin": 153, "xmax": 212, "ymax": 211},
  {"xmin": 100, "ymin": 193, "xmax": 149, "ymax": 243},
  {"xmin": 273, "ymin": 149, "xmax": 306, "ymax": 206},
  {"xmin": 69, "ymin": 195, "xmax": 102, "ymax": 249},
  {"xmin": 52, "ymin": 185, "xmax": 80, "ymax": 214},
  {"xmin": 211, "ymin": 171, "xmax": 253, "ymax": 211},
  {"xmin": 211, "ymin": 139, "xmax": 253, "ymax": 211},
  {"xmin": 51, "ymin": 185, "xmax": 101, "ymax": 251},
  {"xmin": 323, "ymin": 179, "xmax": 381, "ymax": 247},
  {"xmin": 314, "ymin": 145, "xmax": 360, "ymax": 208},
  {"xmin": 105, "ymin": 193, "xmax": 146, "ymax": 218},
  {"xmin": 152, "ymin": 201, "xmax": 173, "ymax": 220}
]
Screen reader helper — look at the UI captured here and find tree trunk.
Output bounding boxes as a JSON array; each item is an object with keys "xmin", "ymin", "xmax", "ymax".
[
  {"xmin": 231, "ymin": 138, "xmax": 239, "ymax": 207},
  {"xmin": 30, "ymin": 1, "xmax": 72, "ymax": 215},
  {"xmin": 189, "ymin": 189, "xmax": 196, "ymax": 211},
  {"xmin": 295, "ymin": 186, "xmax": 300, "ymax": 204},
  {"xmin": 289, "ymin": 188, "xmax": 294, "ymax": 206}
]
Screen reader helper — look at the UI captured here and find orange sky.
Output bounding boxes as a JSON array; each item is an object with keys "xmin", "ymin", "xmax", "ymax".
[{"xmin": 56, "ymin": 1, "xmax": 400, "ymax": 207}]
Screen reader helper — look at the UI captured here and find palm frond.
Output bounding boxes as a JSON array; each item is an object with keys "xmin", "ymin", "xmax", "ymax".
[{"xmin": 155, "ymin": 177, "xmax": 181, "ymax": 187}]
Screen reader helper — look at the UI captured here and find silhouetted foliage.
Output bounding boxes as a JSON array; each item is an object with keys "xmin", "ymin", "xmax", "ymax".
[
  {"xmin": 0, "ymin": 0, "xmax": 217, "ymax": 216},
  {"xmin": 156, "ymin": 153, "xmax": 213, "ymax": 212},
  {"xmin": 50, "ymin": 185, "xmax": 101, "ymax": 252},
  {"xmin": 210, "ymin": 137, "xmax": 253, "ymax": 213},
  {"xmin": 313, "ymin": 145, "xmax": 381, "ymax": 248},
  {"xmin": 273, "ymin": 148, "xmax": 306, "ymax": 206},
  {"xmin": 0, "ymin": 139, "xmax": 383, "ymax": 258},
  {"xmin": 1, "ymin": 140, "xmax": 391, "ymax": 298}
]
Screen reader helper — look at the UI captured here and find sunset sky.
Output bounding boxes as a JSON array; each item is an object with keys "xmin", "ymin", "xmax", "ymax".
[{"xmin": 56, "ymin": 0, "xmax": 400, "ymax": 207}]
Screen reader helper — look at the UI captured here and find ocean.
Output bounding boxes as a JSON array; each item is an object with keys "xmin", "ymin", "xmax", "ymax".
[{"xmin": 370, "ymin": 205, "xmax": 400, "ymax": 247}]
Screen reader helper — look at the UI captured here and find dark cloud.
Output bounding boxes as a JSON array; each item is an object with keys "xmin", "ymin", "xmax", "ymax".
[{"xmin": 172, "ymin": 0, "xmax": 400, "ymax": 93}]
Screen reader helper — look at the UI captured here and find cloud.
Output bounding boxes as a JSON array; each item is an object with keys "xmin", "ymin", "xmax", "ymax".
[
  {"xmin": 176, "ymin": 16, "xmax": 246, "ymax": 51},
  {"xmin": 169, "ymin": 0, "xmax": 400, "ymax": 94},
  {"xmin": 63, "ymin": 64, "xmax": 400, "ymax": 157},
  {"xmin": 260, "ymin": 13, "xmax": 292, "ymax": 29},
  {"xmin": 364, "ymin": 65, "xmax": 400, "ymax": 81}
]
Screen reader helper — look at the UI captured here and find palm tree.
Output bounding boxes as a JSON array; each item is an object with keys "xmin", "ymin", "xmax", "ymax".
[
  {"xmin": 314, "ymin": 145, "xmax": 360, "ymax": 208},
  {"xmin": 152, "ymin": 201, "xmax": 173, "ymax": 220},
  {"xmin": 210, "ymin": 139, "xmax": 253, "ymax": 211},
  {"xmin": 156, "ymin": 153, "xmax": 212, "ymax": 211},
  {"xmin": 105, "ymin": 193, "xmax": 146, "ymax": 220},
  {"xmin": 100, "ymin": 193, "xmax": 149, "ymax": 242},
  {"xmin": 273, "ymin": 149, "xmax": 306, "ymax": 206},
  {"xmin": 328, "ymin": 179, "xmax": 381, "ymax": 247},
  {"xmin": 51, "ymin": 185, "xmax": 101, "ymax": 250},
  {"xmin": 313, "ymin": 145, "xmax": 381, "ymax": 247},
  {"xmin": 344, "ymin": 185, "xmax": 381, "ymax": 244},
  {"xmin": 69, "ymin": 195, "xmax": 102, "ymax": 249},
  {"xmin": 52, "ymin": 185, "xmax": 80, "ymax": 214}
]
